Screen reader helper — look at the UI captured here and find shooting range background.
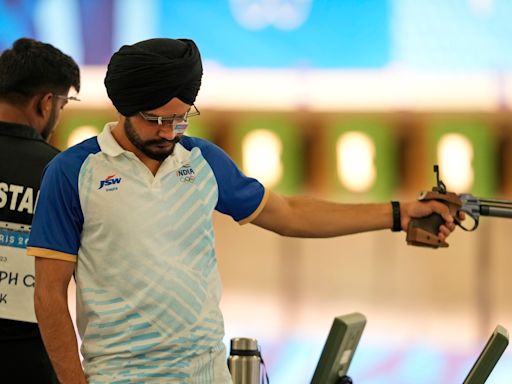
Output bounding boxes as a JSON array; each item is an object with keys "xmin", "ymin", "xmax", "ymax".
[{"xmin": 2, "ymin": 0, "xmax": 512, "ymax": 382}]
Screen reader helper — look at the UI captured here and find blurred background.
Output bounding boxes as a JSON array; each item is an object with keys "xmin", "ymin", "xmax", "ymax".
[{"xmin": 2, "ymin": 0, "xmax": 512, "ymax": 382}]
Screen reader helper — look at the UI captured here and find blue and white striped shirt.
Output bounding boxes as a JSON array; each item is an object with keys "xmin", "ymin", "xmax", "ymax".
[{"xmin": 28, "ymin": 123, "xmax": 268, "ymax": 383}]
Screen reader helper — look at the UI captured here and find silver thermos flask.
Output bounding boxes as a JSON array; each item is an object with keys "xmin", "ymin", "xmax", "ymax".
[{"xmin": 227, "ymin": 337, "xmax": 261, "ymax": 384}]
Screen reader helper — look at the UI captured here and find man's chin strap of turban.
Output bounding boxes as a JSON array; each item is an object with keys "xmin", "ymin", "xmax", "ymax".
[{"xmin": 104, "ymin": 38, "xmax": 203, "ymax": 117}]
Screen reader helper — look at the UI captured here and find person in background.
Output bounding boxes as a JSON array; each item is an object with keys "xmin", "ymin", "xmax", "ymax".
[
  {"xmin": 0, "ymin": 38, "xmax": 80, "ymax": 383},
  {"xmin": 27, "ymin": 38, "xmax": 455, "ymax": 383}
]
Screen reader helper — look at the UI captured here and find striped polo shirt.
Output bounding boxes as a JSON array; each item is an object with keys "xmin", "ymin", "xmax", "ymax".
[{"xmin": 27, "ymin": 123, "xmax": 268, "ymax": 383}]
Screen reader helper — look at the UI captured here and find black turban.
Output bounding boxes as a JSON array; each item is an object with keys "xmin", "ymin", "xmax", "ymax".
[{"xmin": 104, "ymin": 38, "xmax": 203, "ymax": 116}]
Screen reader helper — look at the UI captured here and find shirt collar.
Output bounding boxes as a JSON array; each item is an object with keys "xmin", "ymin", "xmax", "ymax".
[{"xmin": 97, "ymin": 122, "xmax": 125, "ymax": 156}]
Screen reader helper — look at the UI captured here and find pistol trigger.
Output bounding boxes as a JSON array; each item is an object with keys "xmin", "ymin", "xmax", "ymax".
[
  {"xmin": 470, "ymin": 217, "xmax": 479, "ymax": 232},
  {"xmin": 456, "ymin": 209, "xmax": 479, "ymax": 232}
]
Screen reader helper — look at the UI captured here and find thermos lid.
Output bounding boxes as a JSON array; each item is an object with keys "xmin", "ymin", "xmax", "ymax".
[{"xmin": 230, "ymin": 337, "xmax": 258, "ymax": 351}]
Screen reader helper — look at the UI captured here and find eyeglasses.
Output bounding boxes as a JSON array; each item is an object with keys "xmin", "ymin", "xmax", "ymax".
[
  {"xmin": 54, "ymin": 94, "xmax": 81, "ymax": 102},
  {"xmin": 138, "ymin": 104, "xmax": 200, "ymax": 134}
]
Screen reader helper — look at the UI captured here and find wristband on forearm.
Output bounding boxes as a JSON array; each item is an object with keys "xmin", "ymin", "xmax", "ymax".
[{"xmin": 391, "ymin": 201, "xmax": 401, "ymax": 232}]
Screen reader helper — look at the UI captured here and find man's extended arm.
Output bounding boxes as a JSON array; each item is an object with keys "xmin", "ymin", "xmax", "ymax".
[
  {"xmin": 251, "ymin": 191, "xmax": 455, "ymax": 239},
  {"xmin": 34, "ymin": 257, "xmax": 87, "ymax": 384}
]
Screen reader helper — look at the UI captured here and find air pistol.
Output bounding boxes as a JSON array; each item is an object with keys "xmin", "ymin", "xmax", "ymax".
[{"xmin": 407, "ymin": 165, "xmax": 512, "ymax": 248}]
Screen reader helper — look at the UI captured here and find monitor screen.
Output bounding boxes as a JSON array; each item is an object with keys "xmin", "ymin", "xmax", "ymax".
[
  {"xmin": 463, "ymin": 324, "xmax": 509, "ymax": 384},
  {"xmin": 311, "ymin": 312, "xmax": 366, "ymax": 384}
]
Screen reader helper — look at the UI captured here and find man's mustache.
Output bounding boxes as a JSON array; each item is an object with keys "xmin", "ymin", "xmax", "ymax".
[{"xmin": 146, "ymin": 136, "xmax": 181, "ymax": 146}]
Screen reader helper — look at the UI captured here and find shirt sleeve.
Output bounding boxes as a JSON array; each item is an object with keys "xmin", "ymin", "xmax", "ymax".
[
  {"xmin": 27, "ymin": 154, "xmax": 84, "ymax": 262},
  {"xmin": 191, "ymin": 138, "xmax": 268, "ymax": 224}
]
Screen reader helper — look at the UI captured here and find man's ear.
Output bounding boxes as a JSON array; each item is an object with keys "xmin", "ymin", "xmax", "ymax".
[{"xmin": 36, "ymin": 92, "xmax": 54, "ymax": 118}]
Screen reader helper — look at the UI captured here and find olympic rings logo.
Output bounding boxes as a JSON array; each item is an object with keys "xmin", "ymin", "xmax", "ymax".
[{"xmin": 180, "ymin": 176, "xmax": 196, "ymax": 183}]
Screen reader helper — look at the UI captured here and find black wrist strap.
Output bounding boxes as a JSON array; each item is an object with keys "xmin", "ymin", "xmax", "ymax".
[{"xmin": 391, "ymin": 201, "xmax": 401, "ymax": 232}]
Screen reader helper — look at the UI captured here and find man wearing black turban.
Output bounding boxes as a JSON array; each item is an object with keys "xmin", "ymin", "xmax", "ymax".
[
  {"xmin": 105, "ymin": 38, "xmax": 202, "ymax": 117},
  {"xmin": 30, "ymin": 37, "xmax": 459, "ymax": 384},
  {"xmin": 102, "ymin": 38, "xmax": 204, "ymax": 165}
]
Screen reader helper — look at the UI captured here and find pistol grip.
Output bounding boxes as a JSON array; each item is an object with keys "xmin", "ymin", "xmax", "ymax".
[{"xmin": 406, "ymin": 213, "xmax": 449, "ymax": 248}]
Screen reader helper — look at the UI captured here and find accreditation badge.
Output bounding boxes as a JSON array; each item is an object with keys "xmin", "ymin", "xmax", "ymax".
[{"xmin": 0, "ymin": 220, "xmax": 36, "ymax": 323}]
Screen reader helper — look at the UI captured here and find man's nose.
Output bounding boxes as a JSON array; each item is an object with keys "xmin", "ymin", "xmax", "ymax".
[{"xmin": 157, "ymin": 124, "xmax": 176, "ymax": 140}]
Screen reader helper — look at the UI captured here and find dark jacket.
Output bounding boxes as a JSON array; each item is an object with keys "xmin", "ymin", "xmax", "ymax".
[{"xmin": 0, "ymin": 121, "xmax": 59, "ymax": 340}]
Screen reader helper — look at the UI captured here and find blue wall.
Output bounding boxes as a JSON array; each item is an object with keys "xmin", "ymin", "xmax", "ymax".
[{"xmin": 1, "ymin": 0, "xmax": 511, "ymax": 70}]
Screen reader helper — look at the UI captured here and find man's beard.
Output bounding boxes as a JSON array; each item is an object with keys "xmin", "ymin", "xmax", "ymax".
[
  {"xmin": 124, "ymin": 118, "xmax": 180, "ymax": 161},
  {"xmin": 41, "ymin": 102, "xmax": 59, "ymax": 141}
]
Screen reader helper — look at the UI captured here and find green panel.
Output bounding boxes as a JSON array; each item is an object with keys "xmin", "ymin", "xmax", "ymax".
[
  {"xmin": 185, "ymin": 118, "xmax": 213, "ymax": 141},
  {"xmin": 427, "ymin": 118, "xmax": 496, "ymax": 197},
  {"xmin": 232, "ymin": 116, "xmax": 303, "ymax": 195},
  {"xmin": 53, "ymin": 110, "xmax": 115, "ymax": 150},
  {"xmin": 325, "ymin": 117, "xmax": 397, "ymax": 202}
]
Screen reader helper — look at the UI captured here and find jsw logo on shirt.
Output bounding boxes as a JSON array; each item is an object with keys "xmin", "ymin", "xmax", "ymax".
[{"xmin": 98, "ymin": 175, "xmax": 122, "ymax": 190}]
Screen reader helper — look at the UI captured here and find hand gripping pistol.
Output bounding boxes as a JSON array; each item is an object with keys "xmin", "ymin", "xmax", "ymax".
[{"xmin": 407, "ymin": 165, "xmax": 512, "ymax": 248}]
